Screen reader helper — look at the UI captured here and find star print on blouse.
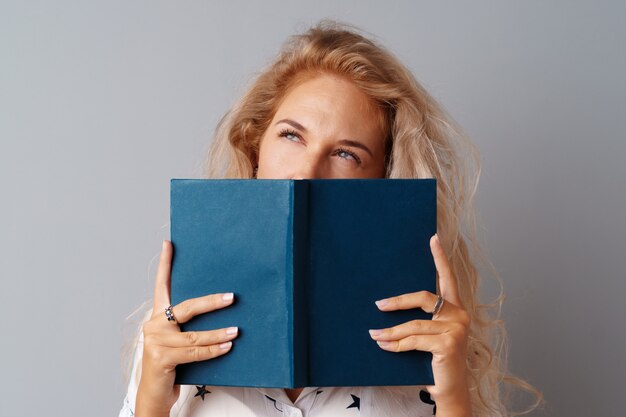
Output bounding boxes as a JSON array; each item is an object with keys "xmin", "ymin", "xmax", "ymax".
[
  {"xmin": 419, "ymin": 390, "xmax": 437, "ymax": 415},
  {"xmin": 347, "ymin": 394, "xmax": 360, "ymax": 410},
  {"xmin": 194, "ymin": 385, "xmax": 211, "ymax": 401},
  {"xmin": 265, "ymin": 395, "xmax": 282, "ymax": 411}
]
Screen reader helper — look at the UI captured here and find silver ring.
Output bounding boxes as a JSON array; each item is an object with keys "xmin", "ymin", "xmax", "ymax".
[
  {"xmin": 430, "ymin": 295, "xmax": 444, "ymax": 318},
  {"xmin": 165, "ymin": 305, "xmax": 177, "ymax": 322}
]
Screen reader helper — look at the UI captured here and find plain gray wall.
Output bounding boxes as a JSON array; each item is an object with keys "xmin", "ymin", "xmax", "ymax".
[{"xmin": 1, "ymin": 1, "xmax": 624, "ymax": 416}]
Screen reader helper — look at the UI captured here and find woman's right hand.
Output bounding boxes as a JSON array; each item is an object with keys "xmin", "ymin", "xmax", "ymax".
[{"xmin": 135, "ymin": 240, "xmax": 238, "ymax": 417}]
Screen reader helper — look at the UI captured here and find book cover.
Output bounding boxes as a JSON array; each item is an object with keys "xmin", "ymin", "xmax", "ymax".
[{"xmin": 170, "ymin": 178, "xmax": 437, "ymax": 388}]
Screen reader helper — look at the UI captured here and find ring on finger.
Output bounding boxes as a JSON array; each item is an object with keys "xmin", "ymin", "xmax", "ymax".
[
  {"xmin": 165, "ymin": 305, "xmax": 177, "ymax": 323},
  {"xmin": 430, "ymin": 295, "xmax": 445, "ymax": 318}
]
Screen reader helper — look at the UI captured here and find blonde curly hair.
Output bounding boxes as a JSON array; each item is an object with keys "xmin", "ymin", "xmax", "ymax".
[{"xmin": 198, "ymin": 19, "xmax": 543, "ymax": 416}]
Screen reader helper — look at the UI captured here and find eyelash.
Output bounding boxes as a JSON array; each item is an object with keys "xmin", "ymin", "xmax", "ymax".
[{"xmin": 277, "ymin": 128, "xmax": 362, "ymax": 165}]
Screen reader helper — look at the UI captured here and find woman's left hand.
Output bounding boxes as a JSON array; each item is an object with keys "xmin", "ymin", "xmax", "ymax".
[{"xmin": 368, "ymin": 234, "xmax": 472, "ymax": 415}]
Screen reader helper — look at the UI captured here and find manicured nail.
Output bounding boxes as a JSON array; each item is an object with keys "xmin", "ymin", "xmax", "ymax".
[
  {"xmin": 369, "ymin": 329, "xmax": 382, "ymax": 337},
  {"xmin": 377, "ymin": 341, "xmax": 392, "ymax": 348},
  {"xmin": 226, "ymin": 326, "xmax": 238, "ymax": 335},
  {"xmin": 219, "ymin": 341, "xmax": 232, "ymax": 350},
  {"xmin": 222, "ymin": 293, "xmax": 234, "ymax": 302},
  {"xmin": 375, "ymin": 299, "xmax": 388, "ymax": 308}
]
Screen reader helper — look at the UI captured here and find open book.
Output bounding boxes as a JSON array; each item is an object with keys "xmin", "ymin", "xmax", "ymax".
[{"xmin": 170, "ymin": 178, "xmax": 437, "ymax": 388}]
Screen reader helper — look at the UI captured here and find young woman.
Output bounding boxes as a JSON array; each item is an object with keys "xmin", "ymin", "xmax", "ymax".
[{"xmin": 120, "ymin": 20, "xmax": 541, "ymax": 417}]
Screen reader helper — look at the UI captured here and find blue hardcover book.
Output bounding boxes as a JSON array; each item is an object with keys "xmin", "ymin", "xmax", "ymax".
[{"xmin": 170, "ymin": 178, "xmax": 437, "ymax": 388}]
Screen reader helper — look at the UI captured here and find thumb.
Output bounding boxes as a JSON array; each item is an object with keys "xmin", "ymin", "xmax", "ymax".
[
  {"xmin": 152, "ymin": 240, "xmax": 173, "ymax": 315},
  {"xmin": 430, "ymin": 234, "xmax": 461, "ymax": 306}
]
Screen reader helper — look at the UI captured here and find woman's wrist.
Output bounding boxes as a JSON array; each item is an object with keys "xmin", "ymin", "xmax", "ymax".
[
  {"xmin": 135, "ymin": 394, "xmax": 171, "ymax": 417},
  {"xmin": 432, "ymin": 386, "xmax": 472, "ymax": 417},
  {"xmin": 135, "ymin": 380, "xmax": 175, "ymax": 417}
]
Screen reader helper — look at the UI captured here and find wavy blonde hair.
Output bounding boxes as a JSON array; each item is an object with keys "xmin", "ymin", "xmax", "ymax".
[{"xmin": 197, "ymin": 19, "xmax": 542, "ymax": 416}]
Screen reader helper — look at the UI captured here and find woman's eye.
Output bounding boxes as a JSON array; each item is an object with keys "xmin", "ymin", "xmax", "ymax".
[
  {"xmin": 278, "ymin": 128, "xmax": 300, "ymax": 142},
  {"xmin": 335, "ymin": 148, "xmax": 361, "ymax": 165}
]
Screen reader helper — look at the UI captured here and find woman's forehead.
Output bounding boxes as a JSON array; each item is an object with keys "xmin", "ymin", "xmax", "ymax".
[{"xmin": 273, "ymin": 74, "xmax": 386, "ymax": 143}]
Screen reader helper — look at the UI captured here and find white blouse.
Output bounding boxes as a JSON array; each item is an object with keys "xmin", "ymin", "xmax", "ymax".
[{"xmin": 119, "ymin": 332, "xmax": 436, "ymax": 417}]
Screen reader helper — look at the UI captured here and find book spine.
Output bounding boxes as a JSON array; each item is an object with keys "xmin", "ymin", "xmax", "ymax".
[{"xmin": 292, "ymin": 180, "xmax": 310, "ymax": 388}]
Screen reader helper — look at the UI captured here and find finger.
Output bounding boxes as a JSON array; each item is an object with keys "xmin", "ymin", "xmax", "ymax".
[
  {"xmin": 170, "ymin": 292, "xmax": 235, "ymax": 324},
  {"xmin": 375, "ymin": 334, "xmax": 444, "ymax": 353},
  {"xmin": 368, "ymin": 319, "xmax": 447, "ymax": 341},
  {"xmin": 157, "ymin": 327, "xmax": 239, "ymax": 348},
  {"xmin": 153, "ymin": 240, "xmax": 173, "ymax": 314},
  {"xmin": 430, "ymin": 234, "xmax": 462, "ymax": 306},
  {"xmin": 375, "ymin": 290, "xmax": 438, "ymax": 313},
  {"xmin": 167, "ymin": 341, "xmax": 234, "ymax": 365}
]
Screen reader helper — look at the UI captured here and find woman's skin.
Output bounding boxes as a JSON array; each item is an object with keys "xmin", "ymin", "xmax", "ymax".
[
  {"xmin": 136, "ymin": 74, "xmax": 472, "ymax": 417},
  {"xmin": 256, "ymin": 74, "xmax": 386, "ymax": 180}
]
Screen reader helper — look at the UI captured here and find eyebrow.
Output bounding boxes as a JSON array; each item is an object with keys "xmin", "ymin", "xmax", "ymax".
[{"xmin": 275, "ymin": 118, "xmax": 374, "ymax": 158}]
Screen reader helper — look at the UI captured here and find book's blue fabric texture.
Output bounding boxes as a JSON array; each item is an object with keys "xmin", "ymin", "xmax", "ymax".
[{"xmin": 170, "ymin": 179, "xmax": 437, "ymax": 388}]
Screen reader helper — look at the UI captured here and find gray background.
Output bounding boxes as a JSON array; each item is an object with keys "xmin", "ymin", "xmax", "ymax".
[{"xmin": 1, "ymin": 1, "xmax": 624, "ymax": 416}]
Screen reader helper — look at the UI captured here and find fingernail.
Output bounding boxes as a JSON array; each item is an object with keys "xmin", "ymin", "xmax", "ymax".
[
  {"xmin": 369, "ymin": 329, "xmax": 382, "ymax": 337},
  {"xmin": 219, "ymin": 341, "xmax": 232, "ymax": 350},
  {"xmin": 226, "ymin": 326, "xmax": 238, "ymax": 335},
  {"xmin": 162, "ymin": 240, "xmax": 167, "ymax": 251},
  {"xmin": 377, "ymin": 341, "xmax": 392, "ymax": 348},
  {"xmin": 433, "ymin": 233, "xmax": 439, "ymax": 243},
  {"xmin": 222, "ymin": 293, "xmax": 234, "ymax": 302},
  {"xmin": 375, "ymin": 299, "xmax": 388, "ymax": 308}
]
